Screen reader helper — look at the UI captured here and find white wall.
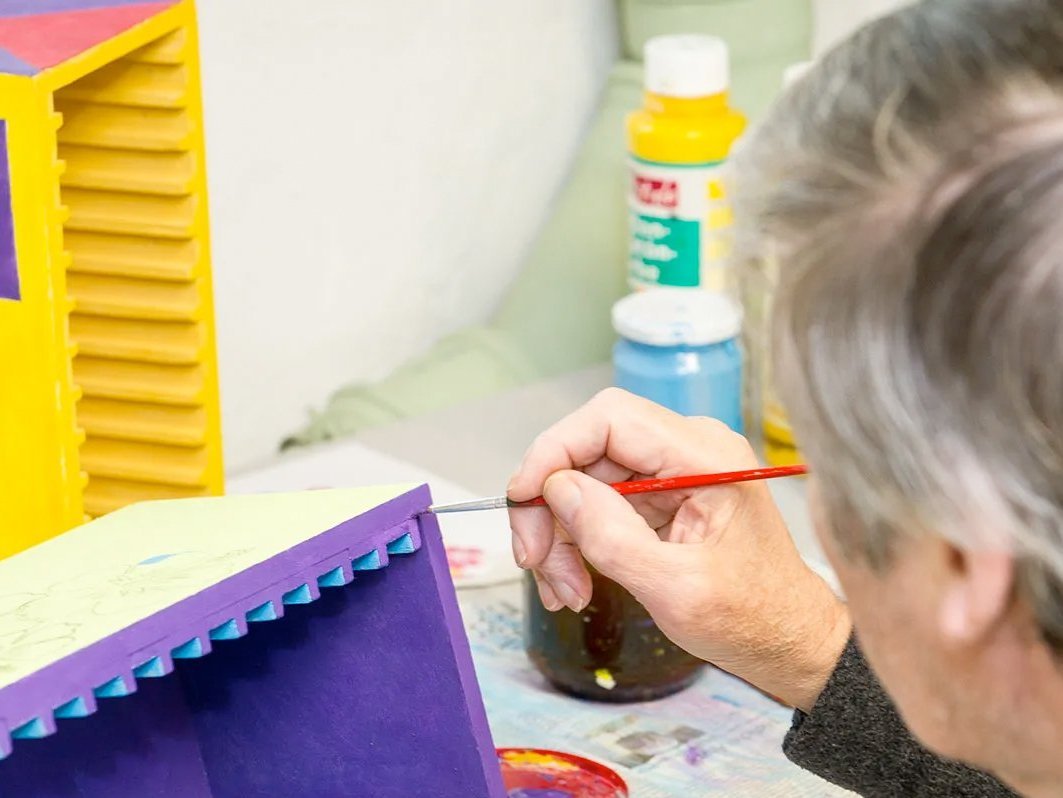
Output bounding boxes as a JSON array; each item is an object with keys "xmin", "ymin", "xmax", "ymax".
[
  {"xmin": 197, "ymin": 0, "xmax": 618, "ymax": 470},
  {"xmin": 813, "ymin": 0, "xmax": 908, "ymax": 54}
]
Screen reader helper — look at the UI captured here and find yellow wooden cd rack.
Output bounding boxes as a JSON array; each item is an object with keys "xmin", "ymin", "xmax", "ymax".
[{"xmin": 0, "ymin": 0, "xmax": 224, "ymax": 558}]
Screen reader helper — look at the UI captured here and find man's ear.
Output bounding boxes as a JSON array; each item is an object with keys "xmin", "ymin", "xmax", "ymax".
[{"xmin": 937, "ymin": 544, "xmax": 1014, "ymax": 644}]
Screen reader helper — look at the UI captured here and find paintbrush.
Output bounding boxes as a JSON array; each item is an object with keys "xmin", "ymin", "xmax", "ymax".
[{"xmin": 428, "ymin": 464, "xmax": 808, "ymax": 514}]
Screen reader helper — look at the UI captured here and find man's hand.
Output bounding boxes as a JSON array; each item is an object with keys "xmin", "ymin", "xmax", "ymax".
[{"xmin": 507, "ymin": 388, "xmax": 850, "ymax": 711}]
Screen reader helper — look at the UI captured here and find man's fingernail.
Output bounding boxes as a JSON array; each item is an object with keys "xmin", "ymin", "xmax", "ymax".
[
  {"xmin": 544, "ymin": 475, "xmax": 582, "ymax": 526},
  {"xmin": 506, "ymin": 471, "xmax": 519, "ymax": 494},
  {"xmin": 537, "ymin": 578, "xmax": 563, "ymax": 612},
  {"xmin": 512, "ymin": 535, "xmax": 528, "ymax": 567},
  {"xmin": 554, "ymin": 581, "xmax": 586, "ymax": 613}
]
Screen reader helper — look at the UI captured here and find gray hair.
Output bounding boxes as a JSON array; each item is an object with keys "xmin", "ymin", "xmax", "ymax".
[{"xmin": 732, "ymin": 0, "xmax": 1063, "ymax": 648}]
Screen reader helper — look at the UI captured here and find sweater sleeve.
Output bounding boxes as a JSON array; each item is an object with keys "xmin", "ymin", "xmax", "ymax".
[{"xmin": 782, "ymin": 637, "xmax": 1017, "ymax": 797}]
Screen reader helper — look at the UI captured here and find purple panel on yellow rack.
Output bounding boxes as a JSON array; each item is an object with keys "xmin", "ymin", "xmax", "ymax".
[
  {"xmin": 0, "ymin": 46, "xmax": 36, "ymax": 76},
  {"xmin": 0, "ymin": 0, "xmax": 171, "ymax": 16},
  {"xmin": 0, "ymin": 121, "xmax": 17, "ymax": 301}
]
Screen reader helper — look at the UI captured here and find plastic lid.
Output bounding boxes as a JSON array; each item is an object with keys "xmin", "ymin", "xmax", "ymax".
[
  {"xmin": 783, "ymin": 61, "xmax": 812, "ymax": 88},
  {"xmin": 643, "ymin": 35, "xmax": 729, "ymax": 98},
  {"xmin": 613, "ymin": 288, "xmax": 742, "ymax": 347}
]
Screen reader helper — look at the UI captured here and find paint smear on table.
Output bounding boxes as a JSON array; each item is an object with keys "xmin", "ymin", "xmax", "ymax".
[
  {"xmin": 498, "ymin": 748, "xmax": 628, "ymax": 798},
  {"xmin": 446, "ymin": 544, "xmax": 488, "ymax": 580},
  {"xmin": 683, "ymin": 744, "xmax": 707, "ymax": 766}
]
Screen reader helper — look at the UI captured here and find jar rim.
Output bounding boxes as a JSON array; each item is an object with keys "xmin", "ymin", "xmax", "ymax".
[{"xmin": 613, "ymin": 288, "xmax": 742, "ymax": 346}]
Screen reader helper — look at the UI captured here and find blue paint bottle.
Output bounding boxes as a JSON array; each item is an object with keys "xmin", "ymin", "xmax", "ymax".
[{"xmin": 612, "ymin": 288, "xmax": 743, "ymax": 432}]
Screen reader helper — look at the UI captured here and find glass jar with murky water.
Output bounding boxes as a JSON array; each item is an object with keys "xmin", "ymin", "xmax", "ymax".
[{"xmin": 524, "ymin": 567, "xmax": 703, "ymax": 702}]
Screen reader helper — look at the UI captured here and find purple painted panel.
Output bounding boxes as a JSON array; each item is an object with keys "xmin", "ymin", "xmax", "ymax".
[
  {"xmin": 0, "ymin": 45, "xmax": 36, "ymax": 75},
  {"xmin": 0, "ymin": 0, "xmax": 172, "ymax": 18},
  {"xmin": 0, "ymin": 120, "xmax": 17, "ymax": 301},
  {"xmin": 182, "ymin": 520, "xmax": 505, "ymax": 797},
  {"xmin": 419, "ymin": 508, "xmax": 505, "ymax": 791},
  {"xmin": 0, "ymin": 486, "xmax": 506, "ymax": 797},
  {"xmin": 0, "ymin": 678, "xmax": 211, "ymax": 797}
]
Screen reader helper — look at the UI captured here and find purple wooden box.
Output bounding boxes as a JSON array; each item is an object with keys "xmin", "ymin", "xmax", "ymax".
[{"xmin": 0, "ymin": 484, "xmax": 506, "ymax": 797}]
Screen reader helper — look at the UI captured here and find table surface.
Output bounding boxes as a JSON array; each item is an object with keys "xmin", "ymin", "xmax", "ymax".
[{"xmin": 233, "ymin": 366, "xmax": 850, "ymax": 796}]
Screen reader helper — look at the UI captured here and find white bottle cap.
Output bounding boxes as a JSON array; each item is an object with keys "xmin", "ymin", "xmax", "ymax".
[
  {"xmin": 783, "ymin": 61, "xmax": 813, "ymax": 88},
  {"xmin": 643, "ymin": 35, "xmax": 730, "ymax": 98},
  {"xmin": 613, "ymin": 288, "xmax": 742, "ymax": 347}
]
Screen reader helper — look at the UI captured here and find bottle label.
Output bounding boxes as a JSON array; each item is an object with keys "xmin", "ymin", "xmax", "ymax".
[{"xmin": 627, "ymin": 157, "xmax": 733, "ymax": 291}]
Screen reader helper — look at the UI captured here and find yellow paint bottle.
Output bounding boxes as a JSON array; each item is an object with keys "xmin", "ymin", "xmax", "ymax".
[{"xmin": 627, "ymin": 35, "xmax": 746, "ymax": 293}]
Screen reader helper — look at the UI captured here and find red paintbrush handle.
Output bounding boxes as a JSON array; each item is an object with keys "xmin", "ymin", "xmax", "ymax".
[{"xmin": 511, "ymin": 464, "xmax": 808, "ymax": 508}]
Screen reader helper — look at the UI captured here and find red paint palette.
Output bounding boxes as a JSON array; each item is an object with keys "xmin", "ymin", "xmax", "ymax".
[{"xmin": 498, "ymin": 748, "xmax": 628, "ymax": 798}]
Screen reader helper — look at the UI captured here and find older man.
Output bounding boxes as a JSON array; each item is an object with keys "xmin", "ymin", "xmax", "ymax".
[{"xmin": 508, "ymin": 1, "xmax": 1063, "ymax": 795}]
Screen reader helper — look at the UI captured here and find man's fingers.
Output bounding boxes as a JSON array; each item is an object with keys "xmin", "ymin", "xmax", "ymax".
[
  {"xmin": 507, "ymin": 389, "xmax": 678, "ymax": 503},
  {"xmin": 533, "ymin": 523, "xmax": 593, "ymax": 612},
  {"xmin": 508, "ymin": 389, "xmax": 754, "ymax": 507},
  {"xmin": 542, "ymin": 470, "xmax": 665, "ymax": 589},
  {"xmin": 510, "ymin": 505, "xmax": 556, "ymax": 570},
  {"xmin": 509, "ymin": 454, "xmax": 633, "ymax": 572},
  {"xmin": 581, "ymin": 455, "xmax": 636, "ymax": 486},
  {"xmin": 532, "ymin": 570, "xmax": 563, "ymax": 612}
]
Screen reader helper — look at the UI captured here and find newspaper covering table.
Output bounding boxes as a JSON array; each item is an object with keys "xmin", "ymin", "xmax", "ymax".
[{"xmin": 462, "ymin": 586, "xmax": 854, "ymax": 797}]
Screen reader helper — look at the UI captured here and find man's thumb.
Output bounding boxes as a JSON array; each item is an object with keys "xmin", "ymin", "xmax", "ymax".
[{"xmin": 542, "ymin": 470, "xmax": 662, "ymax": 582}]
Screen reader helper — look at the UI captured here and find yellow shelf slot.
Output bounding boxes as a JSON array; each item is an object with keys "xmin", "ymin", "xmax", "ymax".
[
  {"xmin": 65, "ymin": 231, "xmax": 199, "ymax": 281},
  {"xmin": 55, "ymin": 100, "xmax": 193, "ymax": 152},
  {"xmin": 69, "ymin": 314, "xmax": 203, "ymax": 364},
  {"xmin": 84, "ymin": 476, "xmax": 210, "ymax": 517},
  {"xmin": 68, "ymin": 272, "xmax": 201, "ymax": 321},
  {"xmin": 64, "ymin": 188, "xmax": 197, "ymax": 239},
  {"xmin": 59, "ymin": 61, "xmax": 189, "ymax": 109},
  {"xmin": 80, "ymin": 438, "xmax": 211, "ymax": 487},
  {"xmin": 77, "ymin": 397, "xmax": 207, "ymax": 447},
  {"xmin": 73, "ymin": 356, "xmax": 205, "ymax": 405},
  {"xmin": 59, "ymin": 145, "xmax": 195, "ymax": 196},
  {"xmin": 126, "ymin": 29, "xmax": 188, "ymax": 66}
]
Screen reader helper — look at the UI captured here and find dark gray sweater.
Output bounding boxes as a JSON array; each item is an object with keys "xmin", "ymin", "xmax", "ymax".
[{"xmin": 783, "ymin": 637, "xmax": 1018, "ymax": 797}]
